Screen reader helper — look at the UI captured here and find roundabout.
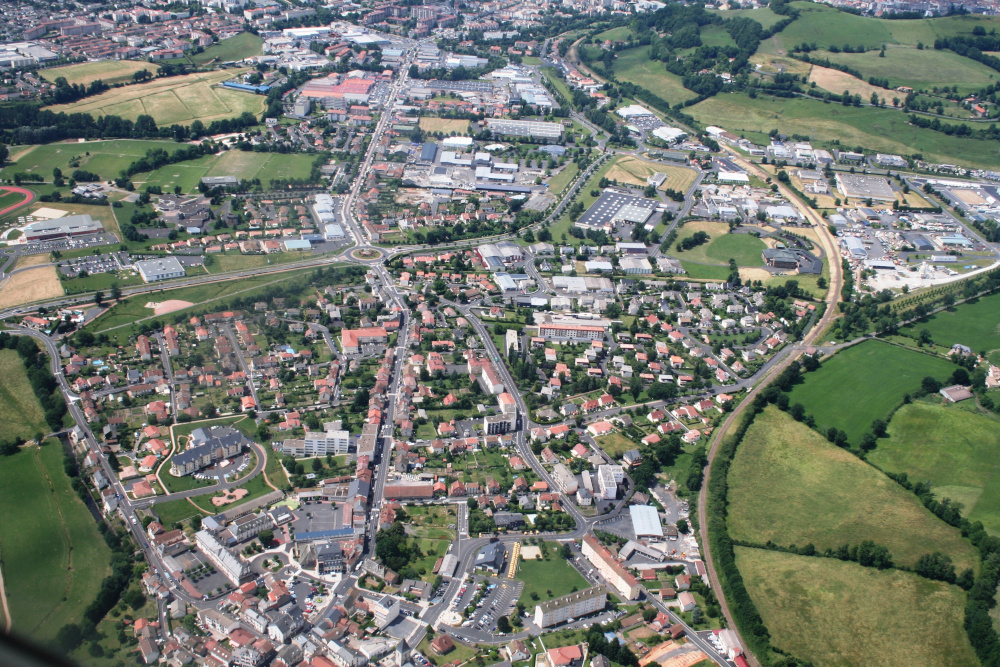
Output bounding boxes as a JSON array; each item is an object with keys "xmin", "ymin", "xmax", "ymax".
[{"xmin": 350, "ymin": 246, "xmax": 384, "ymax": 262}]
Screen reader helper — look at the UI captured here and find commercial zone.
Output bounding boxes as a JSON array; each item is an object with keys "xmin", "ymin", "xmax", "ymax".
[
  {"xmin": 576, "ymin": 190, "xmax": 660, "ymax": 231},
  {"xmin": 835, "ymin": 173, "xmax": 896, "ymax": 202},
  {"xmin": 22, "ymin": 214, "xmax": 103, "ymax": 241},
  {"xmin": 485, "ymin": 118, "xmax": 564, "ymax": 140}
]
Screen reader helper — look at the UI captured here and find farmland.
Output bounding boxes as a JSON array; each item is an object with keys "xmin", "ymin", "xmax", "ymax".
[
  {"xmin": 687, "ymin": 92, "xmax": 1000, "ymax": 169},
  {"xmin": 807, "ymin": 64, "xmax": 893, "ymax": 99},
  {"xmin": 39, "ymin": 60, "xmax": 154, "ymax": 87},
  {"xmin": 785, "ymin": 340, "xmax": 955, "ymax": 443},
  {"xmin": 0, "ymin": 443, "xmax": 111, "ymax": 641},
  {"xmin": 0, "ymin": 350, "xmax": 47, "ymax": 441},
  {"xmin": 736, "ymin": 546, "xmax": 978, "ymax": 667},
  {"xmin": 134, "ymin": 149, "xmax": 317, "ymax": 194},
  {"xmin": 0, "ymin": 139, "xmax": 181, "ymax": 182},
  {"xmin": 727, "ymin": 407, "xmax": 977, "ymax": 571},
  {"xmin": 0, "ymin": 265, "xmax": 64, "ymax": 309},
  {"xmin": 898, "ymin": 292, "xmax": 1000, "ymax": 354},
  {"xmin": 46, "ymin": 69, "xmax": 266, "ymax": 126},
  {"xmin": 612, "ymin": 47, "xmax": 697, "ymax": 104},
  {"xmin": 603, "ymin": 155, "xmax": 697, "ymax": 193},
  {"xmin": 418, "ymin": 117, "xmax": 470, "ymax": 135},
  {"xmin": 870, "ymin": 401, "xmax": 1000, "ymax": 535},
  {"xmin": 814, "ymin": 46, "xmax": 999, "ymax": 95}
]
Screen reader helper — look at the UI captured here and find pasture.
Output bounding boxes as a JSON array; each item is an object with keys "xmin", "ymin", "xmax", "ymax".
[
  {"xmin": 0, "ymin": 139, "xmax": 180, "ymax": 182},
  {"xmin": 726, "ymin": 407, "xmax": 977, "ymax": 571},
  {"xmin": 898, "ymin": 292, "xmax": 1000, "ymax": 354},
  {"xmin": 709, "ymin": 7, "xmax": 785, "ymax": 29},
  {"xmin": 870, "ymin": 400, "xmax": 1000, "ymax": 535},
  {"xmin": 188, "ymin": 33, "xmax": 263, "ymax": 66},
  {"xmin": 736, "ymin": 546, "xmax": 978, "ymax": 667},
  {"xmin": 39, "ymin": 61, "xmax": 153, "ymax": 87},
  {"xmin": 816, "ymin": 46, "xmax": 998, "ymax": 94},
  {"xmin": 0, "ymin": 350, "xmax": 47, "ymax": 441},
  {"xmin": 786, "ymin": 340, "xmax": 954, "ymax": 443},
  {"xmin": 0, "ymin": 443, "xmax": 111, "ymax": 640},
  {"xmin": 47, "ymin": 70, "xmax": 266, "ymax": 126},
  {"xmin": 807, "ymin": 64, "xmax": 893, "ymax": 99},
  {"xmin": 612, "ymin": 47, "xmax": 697, "ymax": 104},
  {"xmin": 688, "ymin": 92, "xmax": 1000, "ymax": 169},
  {"xmin": 418, "ymin": 117, "xmax": 470, "ymax": 135}
]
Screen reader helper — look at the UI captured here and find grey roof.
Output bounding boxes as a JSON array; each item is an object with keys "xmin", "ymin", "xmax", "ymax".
[
  {"xmin": 535, "ymin": 585, "xmax": 606, "ymax": 613},
  {"xmin": 475, "ymin": 542, "xmax": 505, "ymax": 569}
]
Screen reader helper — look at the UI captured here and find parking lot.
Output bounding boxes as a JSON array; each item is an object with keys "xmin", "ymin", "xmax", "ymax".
[
  {"xmin": 57, "ymin": 251, "xmax": 129, "ymax": 278},
  {"xmin": 453, "ymin": 576, "xmax": 523, "ymax": 634},
  {"xmin": 17, "ymin": 232, "xmax": 118, "ymax": 256},
  {"xmin": 194, "ymin": 451, "xmax": 251, "ymax": 482}
]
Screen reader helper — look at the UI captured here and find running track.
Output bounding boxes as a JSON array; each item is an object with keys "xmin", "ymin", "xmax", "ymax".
[{"xmin": 0, "ymin": 186, "xmax": 34, "ymax": 218}]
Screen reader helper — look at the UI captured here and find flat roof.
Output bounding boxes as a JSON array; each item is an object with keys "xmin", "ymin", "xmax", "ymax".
[
  {"xmin": 577, "ymin": 190, "xmax": 658, "ymax": 229},
  {"xmin": 629, "ymin": 505, "xmax": 663, "ymax": 538},
  {"xmin": 535, "ymin": 585, "xmax": 606, "ymax": 612}
]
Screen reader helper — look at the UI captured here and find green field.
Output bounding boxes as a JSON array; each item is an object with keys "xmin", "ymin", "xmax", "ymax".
[
  {"xmin": 678, "ymin": 261, "xmax": 732, "ymax": 280},
  {"xmin": 815, "ymin": 46, "xmax": 998, "ymax": 94},
  {"xmin": 673, "ymin": 221, "xmax": 767, "ymax": 268},
  {"xmin": 0, "ymin": 443, "xmax": 111, "ymax": 640},
  {"xmin": 1, "ymin": 139, "xmax": 182, "ymax": 182},
  {"xmin": 595, "ymin": 432, "xmax": 637, "ymax": 458},
  {"xmin": 870, "ymin": 401, "xmax": 1000, "ymax": 535},
  {"xmin": 0, "ymin": 350, "xmax": 47, "ymax": 442},
  {"xmin": 47, "ymin": 69, "xmax": 265, "ymax": 126},
  {"xmin": 785, "ymin": 340, "xmax": 956, "ymax": 443},
  {"xmin": 727, "ymin": 407, "xmax": 978, "ymax": 571},
  {"xmin": 547, "ymin": 162, "xmax": 579, "ymax": 196},
  {"xmin": 188, "ymin": 33, "xmax": 263, "ymax": 66},
  {"xmin": 595, "ymin": 27, "xmax": 635, "ymax": 42},
  {"xmin": 153, "ymin": 497, "xmax": 209, "ymax": 527},
  {"xmin": 612, "ymin": 47, "xmax": 697, "ymax": 104},
  {"xmin": 688, "ymin": 92, "xmax": 1000, "ymax": 169},
  {"xmin": 710, "ymin": 7, "xmax": 786, "ymax": 29},
  {"xmin": 899, "ymin": 292, "xmax": 1000, "ymax": 354},
  {"xmin": 39, "ymin": 61, "xmax": 154, "ymax": 87},
  {"xmin": 135, "ymin": 149, "xmax": 317, "ymax": 194},
  {"xmin": 736, "ymin": 546, "xmax": 978, "ymax": 667},
  {"xmin": 515, "ymin": 542, "xmax": 589, "ymax": 604}
]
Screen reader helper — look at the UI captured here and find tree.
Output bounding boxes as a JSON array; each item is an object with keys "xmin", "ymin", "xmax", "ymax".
[
  {"xmin": 259, "ymin": 529, "xmax": 275, "ymax": 547},
  {"xmin": 94, "ymin": 290, "xmax": 104, "ymax": 306},
  {"xmin": 859, "ymin": 431, "xmax": 877, "ymax": 451},
  {"xmin": 56, "ymin": 624, "xmax": 83, "ymax": 652},
  {"xmin": 497, "ymin": 616, "xmax": 512, "ymax": 633},
  {"xmin": 871, "ymin": 418, "xmax": 887, "ymax": 438},
  {"xmin": 312, "ymin": 458, "xmax": 323, "ymax": 472},
  {"xmin": 921, "ymin": 376, "xmax": 942, "ymax": 394},
  {"xmin": 677, "ymin": 518, "xmax": 689, "ymax": 533},
  {"xmin": 110, "ymin": 283, "xmax": 122, "ymax": 301}
]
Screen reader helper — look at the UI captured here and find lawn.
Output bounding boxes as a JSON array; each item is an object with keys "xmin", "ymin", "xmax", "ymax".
[
  {"xmin": 39, "ymin": 61, "xmax": 154, "ymax": 87},
  {"xmin": 678, "ymin": 261, "xmax": 732, "ymax": 280},
  {"xmin": 705, "ymin": 234, "xmax": 767, "ymax": 267},
  {"xmin": 898, "ymin": 292, "xmax": 1000, "ymax": 355},
  {"xmin": 418, "ymin": 635, "xmax": 479, "ymax": 667},
  {"xmin": 418, "ymin": 117, "xmax": 470, "ymax": 135},
  {"xmin": 595, "ymin": 432, "xmax": 637, "ymax": 458},
  {"xmin": 154, "ymin": 497, "xmax": 209, "ymax": 528},
  {"xmin": 134, "ymin": 150, "xmax": 317, "ymax": 194},
  {"xmin": 727, "ymin": 407, "xmax": 978, "ymax": 571},
  {"xmin": 547, "ymin": 162, "xmax": 579, "ymax": 196},
  {"xmin": 612, "ymin": 47, "xmax": 697, "ymax": 104},
  {"xmin": 0, "ymin": 443, "xmax": 111, "ymax": 641},
  {"xmin": 785, "ymin": 340, "xmax": 955, "ymax": 443},
  {"xmin": 688, "ymin": 92, "xmax": 1000, "ymax": 169},
  {"xmin": 515, "ymin": 541, "xmax": 589, "ymax": 605},
  {"xmin": 815, "ymin": 46, "xmax": 999, "ymax": 95},
  {"xmin": 736, "ymin": 546, "xmax": 979, "ymax": 667},
  {"xmin": 188, "ymin": 33, "xmax": 263, "ymax": 66},
  {"xmin": 0, "ymin": 350, "xmax": 47, "ymax": 441},
  {"xmin": 870, "ymin": 400, "xmax": 1000, "ymax": 535},
  {"xmin": 46, "ymin": 69, "xmax": 266, "ymax": 126},
  {"xmin": 405, "ymin": 504, "xmax": 457, "ymax": 540},
  {"xmin": 189, "ymin": 468, "xmax": 274, "ymax": 513},
  {"xmin": 0, "ymin": 139, "xmax": 180, "ymax": 182}
]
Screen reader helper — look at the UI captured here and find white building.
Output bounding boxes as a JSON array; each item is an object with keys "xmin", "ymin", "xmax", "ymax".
[
  {"xmin": 596, "ymin": 465, "xmax": 624, "ymax": 500},
  {"xmin": 629, "ymin": 505, "xmax": 664, "ymax": 540},
  {"xmin": 552, "ymin": 463, "xmax": 578, "ymax": 494},
  {"xmin": 282, "ymin": 429, "xmax": 350, "ymax": 457},
  {"xmin": 135, "ymin": 257, "xmax": 186, "ymax": 283},
  {"xmin": 582, "ymin": 534, "xmax": 639, "ymax": 600},
  {"xmin": 533, "ymin": 586, "xmax": 607, "ymax": 628},
  {"xmin": 195, "ymin": 530, "xmax": 250, "ymax": 584},
  {"xmin": 370, "ymin": 595, "xmax": 400, "ymax": 628}
]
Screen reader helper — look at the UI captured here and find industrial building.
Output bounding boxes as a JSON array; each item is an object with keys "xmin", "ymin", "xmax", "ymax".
[
  {"xmin": 418, "ymin": 143, "xmax": 438, "ymax": 163},
  {"xmin": 135, "ymin": 256, "xmax": 186, "ymax": 283},
  {"xmin": 201, "ymin": 176, "xmax": 239, "ymax": 187},
  {"xmin": 485, "ymin": 118, "xmax": 564, "ymax": 140},
  {"xmin": 576, "ymin": 191, "xmax": 658, "ymax": 230},
  {"xmin": 533, "ymin": 586, "xmax": 607, "ymax": 628},
  {"xmin": 629, "ymin": 505, "xmax": 664, "ymax": 540},
  {"xmin": 22, "ymin": 214, "xmax": 103, "ymax": 241},
  {"xmin": 835, "ymin": 173, "xmax": 896, "ymax": 202},
  {"xmin": 842, "ymin": 237, "xmax": 868, "ymax": 259},
  {"xmin": 762, "ymin": 248, "xmax": 799, "ymax": 270}
]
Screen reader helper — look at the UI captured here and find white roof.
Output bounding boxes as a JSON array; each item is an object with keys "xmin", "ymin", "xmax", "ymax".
[
  {"xmin": 717, "ymin": 171, "xmax": 749, "ymax": 183},
  {"xmin": 629, "ymin": 504, "xmax": 663, "ymax": 538},
  {"xmin": 616, "ymin": 104, "xmax": 655, "ymax": 118},
  {"xmin": 652, "ymin": 126, "xmax": 687, "ymax": 142}
]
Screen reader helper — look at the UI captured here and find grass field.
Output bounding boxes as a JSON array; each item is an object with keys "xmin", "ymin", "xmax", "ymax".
[
  {"xmin": 0, "ymin": 265, "xmax": 64, "ymax": 309},
  {"xmin": 709, "ymin": 7, "xmax": 785, "ymax": 29},
  {"xmin": 898, "ymin": 292, "xmax": 1000, "ymax": 354},
  {"xmin": 612, "ymin": 47, "xmax": 697, "ymax": 104},
  {"xmin": 786, "ymin": 340, "xmax": 957, "ymax": 443},
  {"xmin": 547, "ymin": 162, "xmax": 579, "ymax": 196},
  {"xmin": 679, "ymin": 261, "xmax": 733, "ymax": 280},
  {"xmin": 870, "ymin": 400, "xmax": 1000, "ymax": 535},
  {"xmin": 603, "ymin": 155, "xmax": 698, "ymax": 193},
  {"xmin": 0, "ymin": 139, "xmax": 181, "ymax": 182},
  {"xmin": 815, "ymin": 46, "xmax": 998, "ymax": 94},
  {"xmin": 808, "ymin": 64, "xmax": 893, "ymax": 99},
  {"xmin": 188, "ymin": 33, "xmax": 263, "ymax": 66},
  {"xmin": 418, "ymin": 117, "xmax": 470, "ymax": 135},
  {"xmin": 39, "ymin": 61, "xmax": 154, "ymax": 87},
  {"xmin": 671, "ymin": 220, "xmax": 767, "ymax": 268},
  {"xmin": 736, "ymin": 546, "xmax": 979, "ymax": 667},
  {"xmin": 154, "ymin": 497, "xmax": 209, "ymax": 527},
  {"xmin": 134, "ymin": 149, "xmax": 316, "ymax": 194},
  {"xmin": 595, "ymin": 27, "xmax": 635, "ymax": 41},
  {"xmin": 595, "ymin": 432, "xmax": 637, "ymax": 458},
  {"xmin": 0, "ymin": 443, "xmax": 111, "ymax": 640},
  {"xmin": 541, "ymin": 67, "xmax": 574, "ymax": 106},
  {"xmin": 47, "ymin": 69, "xmax": 266, "ymax": 126},
  {"xmin": 727, "ymin": 407, "xmax": 978, "ymax": 571},
  {"xmin": 515, "ymin": 541, "xmax": 589, "ymax": 604},
  {"xmin": 0, "ymin": 350, "xmax": 47, "ymax": 442},
  {"xmin": 688, "ymin": 92, "xmax": 1000, "ymax": 169}
]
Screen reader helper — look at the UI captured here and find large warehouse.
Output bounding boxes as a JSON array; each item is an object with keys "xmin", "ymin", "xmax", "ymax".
[
  {"xmin": 576, "ymin": 191, "xmax": 658, "ymax": 230},
  {"xmin": 485, "ymin": 118, "xmax": 564, "ymax": 140},
  {"xmin": 135, "ymin": 257, "xmax": 186, "ymax": 283},
  {"xmin": 23, "ymin": 214, "xmax": 103, "ymax": 241},
  {"xmin": 835, "ymin": 173, "xmax": 896, "ymax": 202},
  {"xmin": 629, "ymin": 505, "xmax": 664, "ymax": 540}
]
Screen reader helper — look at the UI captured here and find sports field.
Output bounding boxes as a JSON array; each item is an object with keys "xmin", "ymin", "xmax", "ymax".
[
  {"xmin": 0, "ymin": 139, "xmax": 182, "ymax": 183},
  {"xmin": 612, "ymin": 47, "xmax": 697, "ymax": 104},
  {"xmin": 39, "ymin": 60, "xmax": 153, "ymax": 87},
  {"xmin": 134, "ymin": 150, "xmax": 317, "ymax": 193},
  {"xmin": 603, "ymin": 155, "xmax": 698, "ymax": 193},
  {"xmin": 689, "ymin": 92, "xmax": 1000, "ymax": 169},
  {"xmin": 815, "ymin": 46, "xmax": 999, "ymax": 95},
  {"xmin": 188, "ymin": 33, "xmax": 263, "ymax": 66},
  {"xmin": 515, "ymin": 541, "xmax": 589, "ymax": 604},
  {"xmin": 786, "ymin": 340, "xmax": 954, "ymax": 443},
  {"xmin": 47, "ymin": 69, "xmax": 266, "ymax": 126},
  {"xmin": 870, "ymin": 401, "xmax": 1000, "ymax": 534},
  {"xmin": 671, "ymin": 220, "xmax": 767, "ymax": 267},
  {"xmin": 418, "ymin": 117, "xmax": 470, "ymax": 135},
  {"xmin": 0, "ymin": 443, "xmax": 111, "ymax": 640},
  {"xmin": 0, "ymin": 350, "xmax": 47, "ymax": 441},
  {"xmin": 727, "ymin": 407, "xmax": 977, "ymax": 570},
  {"xmin": 898, "ymin": 292, "xmax": 1000, "ymax": 354},
  {"xmin": 736, "ymin": 546, "xmax": 978, "ymax": 667}
]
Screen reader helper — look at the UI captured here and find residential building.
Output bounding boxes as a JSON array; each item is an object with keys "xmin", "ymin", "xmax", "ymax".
[
  {"xmin": 195, "ymin": 530, "xmax": 250, "ymax": 584},
  {"xmin": 581, "ymin": 534, "xmax": 640, "ymax": 600},
  {"xmin": 533, "ymin": 586, "xmax": 606, "ymax": 628}
]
